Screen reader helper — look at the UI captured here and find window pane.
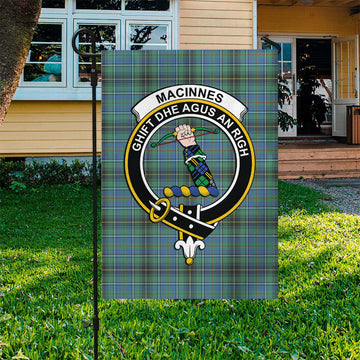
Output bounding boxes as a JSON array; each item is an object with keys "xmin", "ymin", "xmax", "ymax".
[
  {"xmin": 33, "ymin": 24, "xmax": 62, "ymax": 43},
  {"xmin": 125, "ymin": 0, "xmax": 169, "ymax": 10},
  {"xmin": 42, "ymin": 0, "xmax": 65, "ymax": 8},
  {"xmin": 283, "ymin": 62, "xmax": 292, "ymax": 79},
  {"xmin": 130, "ymin": 25, "xmax": 168, "ymax": 50},
  {"xmin": 79, "ymin": 64, "xmax": 102, "ymax": 82},
  {"xmin": 79, "ymin": 25, "xmax": 116, "ymax": 44},
  {"xmin": 29, "ymin": 44, "xmax": 62, "ymax": 62},
  {"xmin": 283, "ymin": 43, "xmax": 292, "ymax": 61},
  {"xmin": 130, "ymin": 44, "xmax": 167, "ymax": 50},
  {"xmin": 76, "ymin": 0, "xmax": 121, "ymax": 10},
  {"xmin": 79, "ymin": 53, "xmax": 101, "ymax": 63}
]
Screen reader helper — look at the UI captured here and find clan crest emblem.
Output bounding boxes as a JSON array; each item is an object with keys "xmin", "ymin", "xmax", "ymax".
[{"xmin": 125, "ymin": 85, "xmax": 255, "ymax": 265}]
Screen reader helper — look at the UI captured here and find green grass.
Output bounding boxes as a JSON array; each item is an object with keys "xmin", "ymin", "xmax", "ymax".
[{"xmin": 0, "ymin": 182, "xmax": 360, "ymax": 359}]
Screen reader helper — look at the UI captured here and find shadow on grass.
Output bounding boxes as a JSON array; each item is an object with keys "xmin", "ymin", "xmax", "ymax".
[
  {"xmin": 279, "ymin": 180, "xmax": 340, "ymax": 216},
  {"xmin": 0, "ymin": 185, "xmax": 101, "ymax": 251}
]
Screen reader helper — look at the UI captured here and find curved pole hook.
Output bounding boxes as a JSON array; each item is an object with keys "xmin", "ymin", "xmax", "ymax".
[{"xmin": 72, "ymin": 28, "xmax": 99, "ymax": 57}]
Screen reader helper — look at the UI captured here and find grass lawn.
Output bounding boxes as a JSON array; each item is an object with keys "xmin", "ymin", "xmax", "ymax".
[{"xmin": 0, "ymin": 182, "xmax": 360, "ymax": 359}]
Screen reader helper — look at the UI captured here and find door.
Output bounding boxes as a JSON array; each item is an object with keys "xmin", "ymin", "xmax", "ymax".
[
  {"xmin": 260, "ymin": 36, "xmax": 297, "ymax": 137},
  {"xmin": 332, "ymin": 35, "xmax": 359, "ymax": 136}
]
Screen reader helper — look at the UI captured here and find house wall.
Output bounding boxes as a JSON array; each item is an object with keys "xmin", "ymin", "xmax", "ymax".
[
  {"xmin": 258, "ymin": 5, "xmax": 359, "ymax": 36},
  {"xmin": 1, "ymin": 101, "xmax": 101, "ymax": 157},
  {"xmin": 180, "ymin": 0, "xmax": 254, "ymax": 49},
  {"xmin": 2, "ymin": 0, "xmax": 255, "ymax": 157}
]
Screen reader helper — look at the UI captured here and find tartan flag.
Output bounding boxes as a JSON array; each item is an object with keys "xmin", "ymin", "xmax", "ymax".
[{"xmin": 102, "ymin": 50, "xmax": 278, "ymax": 299}]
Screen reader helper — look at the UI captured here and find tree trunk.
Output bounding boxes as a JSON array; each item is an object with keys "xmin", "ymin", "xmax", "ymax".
[{"xmin": 0, "ymin": 0, "xmax": 41, "ymax": 124}]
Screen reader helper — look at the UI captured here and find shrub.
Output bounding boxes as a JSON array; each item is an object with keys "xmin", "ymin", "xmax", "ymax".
[
  {"xmin": 0, "ymin": 158, "xmax": 25, "ymax": 188},
  {"xmin": 0, "ymin": 157, "xmax": 100, "ymax": 189}
]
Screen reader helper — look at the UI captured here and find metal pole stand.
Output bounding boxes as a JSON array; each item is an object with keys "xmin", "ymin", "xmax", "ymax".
[{"xmin": 72, "ymin": 29, "xmax": 100, "ymax": 360}]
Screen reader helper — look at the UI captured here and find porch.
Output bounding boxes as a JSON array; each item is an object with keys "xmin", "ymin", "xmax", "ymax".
[{"xmin": 279, "ymin": 138, "xmax": 360, "ymax": 179}]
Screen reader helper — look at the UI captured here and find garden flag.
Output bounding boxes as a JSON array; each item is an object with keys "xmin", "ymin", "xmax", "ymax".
[{"xmin": 102, "ymin": 50, "xmax": 278, "ymax": 299}]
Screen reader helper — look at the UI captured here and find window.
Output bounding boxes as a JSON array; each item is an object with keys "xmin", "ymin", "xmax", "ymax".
[
  {"xmin": 262, "ymin": 41, "xmax": 292, "ymax": 80},
  {"xmin": 16, "ymin": 0, "xmax": 178, "ymax": 100},
  {"xmin": 76, "ymin": 23, "xmax": 118, "ymax": 85},
  {"xmin": 22, "ymin": 21, "xmax": 66, "ymax": 86}
]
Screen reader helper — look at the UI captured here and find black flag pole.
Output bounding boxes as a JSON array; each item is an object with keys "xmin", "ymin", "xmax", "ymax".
[{"xmin": 72, "ymin": 29, "xmax": 100, "ymax": 360}]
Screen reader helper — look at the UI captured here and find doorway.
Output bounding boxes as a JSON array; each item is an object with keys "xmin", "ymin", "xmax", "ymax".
[
  {"xmin": 296, "ymin": 39, "xmax": 332, "ymax": 135},
  {"xmin": 260, "ymin": 36, "xmax": 333, "ymax": 137},
  {"xmin": 260, "ymin": 35, "xmax": 359, "ymax": 138}
]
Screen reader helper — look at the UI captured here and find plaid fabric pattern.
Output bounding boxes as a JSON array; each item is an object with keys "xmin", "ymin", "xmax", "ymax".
[
  {"xmin": 102, "ymin": 50, "xmax": 278, "ymax": 299},
  {"xmin": 184, "ymin": 145, "xmax": 215, "ymax": 188}
]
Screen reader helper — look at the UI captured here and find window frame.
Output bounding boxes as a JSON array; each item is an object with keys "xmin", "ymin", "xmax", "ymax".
[{"xmin": 14, "ymin": 0, "xmax": 179, "ymax": 101}]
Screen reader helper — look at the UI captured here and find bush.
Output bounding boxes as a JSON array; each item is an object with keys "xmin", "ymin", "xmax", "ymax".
[
  {"xmin": 0, "ymin": 158, "xmax": 25, "ymax": 188},
  {"xmin": 0, "ymin": 157, "xmax": 100, "ymax": 189}
]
